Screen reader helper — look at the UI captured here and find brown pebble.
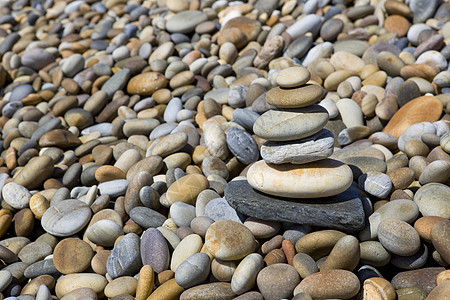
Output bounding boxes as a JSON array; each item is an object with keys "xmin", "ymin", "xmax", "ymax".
[{"xmin": 53, "ymin": 238, "xmax": 94, "ymax": 274}]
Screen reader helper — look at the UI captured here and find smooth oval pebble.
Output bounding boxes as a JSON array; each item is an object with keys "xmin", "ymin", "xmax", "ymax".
[
  {"xmin": 2, "ymin": 182, "xmax": 31, "ymax": 210},
  {"xmin": 377, "ymin": 218, "xmax": 421, "ymax": 256},
  {"xmin": 179, "ymin": 282, "xmax": 235, "ymax": 300},
  {"xmin": 296, "ymin": 270, "xmax": 360, "ymax": 299},
  {"xmin": 414, "ymin": 183, "xmax": 450, "ymax": 218},
  {"xmin": 170, "ymin": 234, "xmax": 203, "ymax": 272},
  {"xmin": 253, "ymin": 105, "xmax": 329, "ymax": 141},
  {"xmin": 257, "ymin": 263, "xmax": 300, "ymax": 300},
  {"xmin": 141, "ymin": 228, "xmax": 170, "ymax": 273},
  {"xmin": 86, "ymin": 220, "xmax": 123, "ymax": 247},
  {"xmin": 225, "ymin": 128, "xmax": 259, "ymax": 165},
  {"xmin": 231, "ymin": 253, "xmax": 264, "ymax": 295},
  {"xmin": 205, "ymin": 220, "xmax": 256, "ymax": 261},
  {"xmin": 55, "ymin": 273, "xmax": 107, "ymax": 299},
  {"xmin": 246, "ymin": 159, "xmax": 353, "ymax": 198},
  {"xmin": 53, "ymin": 238, "xmax": 94, "ymax": 274},
  {"xmin": 275, "ymin": 66, "xmax": 311, "ymax": 88},
  {"xmin": 383, "ymin": 96, "xmax": 443, "ymax": 138},
  {"xmin": 41, "ymin": 200, "xmax": 91, "ymax": 237},
  {"xmin": 175, "ymin": 252, "xmax": 210, "ymax": 288}
]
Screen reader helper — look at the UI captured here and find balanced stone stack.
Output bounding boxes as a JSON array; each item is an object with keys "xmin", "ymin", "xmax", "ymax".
[{"xmin": 225, "ymin": 66, "xmax": 366, "ymax": 231}]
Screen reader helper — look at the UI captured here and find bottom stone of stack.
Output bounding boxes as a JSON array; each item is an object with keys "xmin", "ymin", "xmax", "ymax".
[{"xmin": 224, "ymin": 180, "xmax": 366, "ymax": 231}]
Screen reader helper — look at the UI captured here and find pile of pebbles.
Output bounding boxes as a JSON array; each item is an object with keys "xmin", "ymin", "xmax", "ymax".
[{"xmin": 0, "ymin": 0, "xmax": 449, "ymax": 299}]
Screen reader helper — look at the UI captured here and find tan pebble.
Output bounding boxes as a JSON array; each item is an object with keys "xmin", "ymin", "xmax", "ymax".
[
  {"xmin": 55, "ymin": 273, "xmax": 108, "ymax": 299},
  {"xmin": 387, "ymin": 167, "xmax": 415, "ymax": 190},
  {"xmin": 384, "ymin": 15, "xmax": 410, "ymax": 37},
  {"xmin": 156, "ymin": 270, "xmax": 175, "ymax": 286},
  {"xmin": 147, "ymin": 278, "xmax": 184, "ymax": 300},
  {"xmin": 295, "ymin": 230, "xmax": 346, "ymax": 260},
  {"xmin": 362, "ymin": 277, "xmax": 396, "ymax": 300},
  {"xmin": 211, "ymin": 258, "xmax": 236, "ymax": 282},
  {"xmin": 426, "ymin": 281, "xmax": 450, "ymax": 300},
  {"xmin": 383, "ymin": 96, "xmax": 443, "ymax": 138},
  {"xmin": 91, "ymin": 249, "xmax": 110, "ymax": 275},
  {"xmin": 127, "ymin": 72, "xmax": 168, "ymax": 96},
  {"xmin": 53, "ymin": 238, "xmax": 94, "ymax": 274},
  {"xmin": 264, "ymin": 249, "xmax": 286, "ymax": 266},
  {"xmin": 360, "ymin": 64, "xmax": 379, "ymax": 80},
  {"xmin": 21, "ymin": 274, "xmax": 55, "ymax": 296},
  {"xmin": 401, "ymin": 64, "xmax": 439, "ymax": 82},
  {"xmin": 362, "ymin": 71, "xmax": 387, "ymax": 87},
  {"xmin": 0, "ymin": 214, "xmax": 12, "ymax": 239},
  {"xmin": 219, "ymin": 42, "xmax": 238, "ymax": 64},
  {"xmin": 14, "ymin": 208, "xmax": 34, "ymax": 237},
  {"xmin": 324, "ymin": 70, "xmax": 357, "ymax": 91},
  {"xmin": 330, "ymin": 51, "xmax": 366, "ymax": 73},
  {"xmin": 404, "ymin": 140, "xmax": 430, "ymax": 158},
  {"xmin": 296, "ymin": 270, "xmax": 360, "ymax": 299},
  {"xmin": 275, "ymin": 66, "xmax": 311, "ymax": 88},
  {"xmin": 60, "ymin": 287, "xmax": 98, "ymax": 300},
  {"xmin": 166, "ymin": 174, "xmax": 209, "ymax": 205},
  {"xmin": 436, "ymin": 270, "xmax": 450, "ymax": 285},
  {"xmin": 94, "ymin": 165, "xmax": 126, "ymax": 183},
  {"xmin": 206, "ymin": 220, "xmax": 256, "ymax": 261},
  {"xmin": 320, "ymin": 235, "xmax": 360, "ymax": 271},
  {"xmin": 104, "ymin": 276, "xmax": 138, "ymax": 298},
  {"xmin": 136, "ymin": 265, "xmax": 154, "ymax": 300}
]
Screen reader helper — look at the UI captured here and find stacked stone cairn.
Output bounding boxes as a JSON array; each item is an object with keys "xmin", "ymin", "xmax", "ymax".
[{"xmin": 225, "ymin": 66, "xmax": 366, "ymax": 232}]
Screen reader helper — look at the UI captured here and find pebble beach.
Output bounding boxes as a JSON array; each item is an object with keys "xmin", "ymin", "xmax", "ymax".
[{"xmin": 0, "ymin": 0, "xmax": 449, "ymax": 299}]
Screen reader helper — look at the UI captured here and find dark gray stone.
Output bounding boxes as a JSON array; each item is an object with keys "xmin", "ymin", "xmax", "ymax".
[
  {"xmin": 320, "ymin": 18, "xmax": 344, "ymax": 41},
  {"xmin": 0, "ymin": 32, "xmax": 20, "ymax": 55},
  {"xmin": 284, "ymin": 36, "xmax": 313, "ymax": 59},
  {"xmin": 224, "ymin": 180, "xmax": 366, "ymax": 231},
  {"xmin": 225, "ymin": 128, "xmax": 259, "ymax": 165},
  {"xmin": 30, "ymin": 118, "xmax": 62, "ymax": 142},
  {"xmin": 101, "ymin": 68, "xmax": 130, "ymax": 97},
  {"xmin": 232, "ymin": 108, "xmax": 260, "ymax": 131},
  {"xmin": 391, "ymin": 244, "xmax": 428, "ymax": 270},
  {"xmin": 107, "ymin": 233, "xmax": 142, "ymax": 279},
  {"xmin": 24, "ymin": 259, "xmax": 60, "ymax": 278},
  {"xmin": 397, "ymin": 81, "xmax": 421, "ymax": 107},
  {"xmin": 129, "ymin": 206, "xmax": 167, "ymax": 229}
]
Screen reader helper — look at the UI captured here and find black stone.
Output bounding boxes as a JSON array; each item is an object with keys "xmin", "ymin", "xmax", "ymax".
[{"xmin": 224, "ymin": 180, "xmax": 366, "ymax": 231}]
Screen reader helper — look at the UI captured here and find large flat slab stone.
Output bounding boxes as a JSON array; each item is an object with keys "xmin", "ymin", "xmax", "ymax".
[{"xmin": 224, "ymin": 180, "xmax": 365, "ymax": 231}]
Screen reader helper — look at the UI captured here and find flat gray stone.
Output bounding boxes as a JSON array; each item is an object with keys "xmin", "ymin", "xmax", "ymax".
[
  {"xmin": 224, "ymin": 180, "xmax": 365, "ymax": 231},
  {"xmin": 130, "ymin": 206, "xmax": 167, "ymax": 229},
  {"xmin": 253, "ymin": 105, "xmax": 329, "ymax": 142},
  {"xmin": 166, "ymin": 11, "xmax": 208, "ymax": 34},
  {"xmin": 261, "ymin": 129, "xmax": 334, "ymax": 164},
  {"xmin": 41, "ymin": 199, "xmax": 91, "ymax": 237}
]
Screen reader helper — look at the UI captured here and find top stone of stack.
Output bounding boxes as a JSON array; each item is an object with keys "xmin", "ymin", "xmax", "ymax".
[{"xmin": 266, "ymin": 66, "xmax": 324, "ymax": 108}]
